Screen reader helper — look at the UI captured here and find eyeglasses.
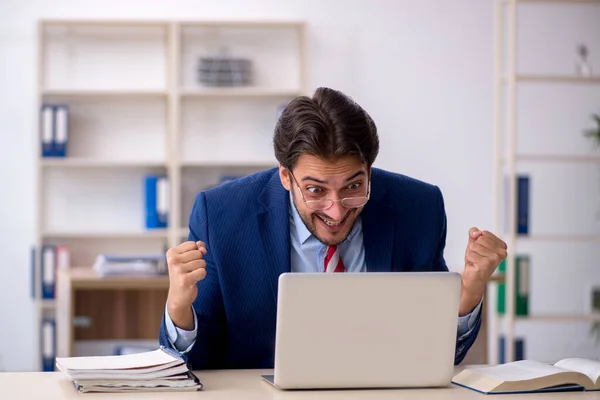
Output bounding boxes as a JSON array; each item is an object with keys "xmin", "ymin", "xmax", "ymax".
[{"xmin": 288, "ymin": 170, "xmax": 371, "ymax": 211}]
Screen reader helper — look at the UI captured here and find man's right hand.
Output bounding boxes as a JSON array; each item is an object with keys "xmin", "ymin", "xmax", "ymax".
[{"xmin": 166, "ymin": 241, "xmax": 207, "ymax": 331}]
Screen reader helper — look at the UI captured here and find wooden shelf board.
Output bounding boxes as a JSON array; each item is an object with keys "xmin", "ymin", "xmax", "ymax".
[
  {"xmin": 38, "ymin": 299, "xmax": 56, "ymax": 309},
  {"xmin": 502, "ymin": 75, "xmax": 600, "ymax": 83},
  {"xmin": 42, "ymin": 230, "xmax": 169, "ymax": 239},
  {"xmin": 519, "ymin": 75, "xmax": 600, "ymax": 83},
  {"xmin": 181, "ymin": 160, "xmax": 278, "ymax": 168},
  {"xmin": 516, "ymin": 314, "xmax": 600, "ymax": 322},
  {"xmin": 40, "ymin": 159, "xmax": 278, "ymax": 168},
  {"xmin": 516, "ymin": 235, "xmax": 600, "ymax": 242},
  {"xmin": 511, "ymin": 0, "xmax": 600, "ymax": 3},
  {"xmin": 179, "ymin": 20, "xmax": 305, "ymax": 29},
  {"xmin": 42, "ymin": 89, "xmax": 167, "ymax": 97},
  {"xmin": 514, "ymin": 154, "xmax": 600, "ymax": 163},
  {"xmin": 180, "ymin": 87, "xmax": 303, "ymax": 98},
  {"xmin": 40, "ymin": 158, "xmax": 166, "ymax": 168},
  {"xmin": 39, "ymin": 18, "xmax": 306, "ymax": 32},
  {"xmin": 61, "ymin": 267, "xmax": 169, "ymax": 290},
  {"xmin": 40, "ymin": 19, "xmax": 170, "ymax": 27}
]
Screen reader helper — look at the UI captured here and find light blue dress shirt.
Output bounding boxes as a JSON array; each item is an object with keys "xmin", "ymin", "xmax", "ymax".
[{"xmin": 165, "ymin": 193, "xmax": 482, "ymax": 353}]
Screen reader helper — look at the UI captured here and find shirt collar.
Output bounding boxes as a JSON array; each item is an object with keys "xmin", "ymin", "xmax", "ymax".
[{"xmin": 288, "ymin": 191, "xmax": 361, "ymax": 246}]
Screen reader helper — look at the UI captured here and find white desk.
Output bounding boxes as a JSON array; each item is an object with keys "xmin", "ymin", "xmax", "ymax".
[{"xmin": 1, "ymin": 368, "xmax": 598, "ymax": 399}]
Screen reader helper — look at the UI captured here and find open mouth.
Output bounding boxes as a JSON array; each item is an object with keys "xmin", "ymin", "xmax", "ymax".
[{"xmin": 315, "ymin": 211, "xmax": 352, "ymax": 231}]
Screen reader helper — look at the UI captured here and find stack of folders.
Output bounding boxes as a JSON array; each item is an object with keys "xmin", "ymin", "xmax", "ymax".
[
  {"xmin": 40, "ymin": 104, "xmax": 69, "ymax": 157},
  {"xmin": 55, "ymin": 347, "xmax": 203, "ymax": 393}
]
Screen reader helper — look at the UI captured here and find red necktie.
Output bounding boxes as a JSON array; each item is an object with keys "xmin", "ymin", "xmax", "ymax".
[{"xmin": 324, "ymin": 245, "xmax": 345, "ymax": 273}]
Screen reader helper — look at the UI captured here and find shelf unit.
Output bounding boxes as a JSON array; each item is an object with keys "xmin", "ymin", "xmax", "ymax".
[
  {"xmin": 34, "ymin": 19, "xmax": 307, "ymax": 369},
  {"xmin": 492, "ymin": 0, "xmax": 600, "ymax": 364},
  {"xmin": 56, "ymin": 267, "xmax": 170, "ymax": 359}
]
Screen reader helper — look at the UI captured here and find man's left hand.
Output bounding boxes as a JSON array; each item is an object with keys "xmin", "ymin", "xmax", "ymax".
[{"xmin": 459, "ymin": 227, "xmax": 508, "ymax": 316}]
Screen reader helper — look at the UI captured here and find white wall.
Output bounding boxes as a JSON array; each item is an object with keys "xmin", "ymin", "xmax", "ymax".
[{"xmin": 0, "ymin": 0, "xmax": 598, "ymax": 370}]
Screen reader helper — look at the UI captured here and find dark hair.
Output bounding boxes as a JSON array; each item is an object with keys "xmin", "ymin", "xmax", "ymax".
[{"xmin": 273, "ymin": 87, "xmax": 379, "ymax": 170}]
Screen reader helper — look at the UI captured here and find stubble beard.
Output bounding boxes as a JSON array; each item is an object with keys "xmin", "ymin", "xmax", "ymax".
[{"xmin": 291, "ymin": 194, "xmax": 358, "ymax": 246}]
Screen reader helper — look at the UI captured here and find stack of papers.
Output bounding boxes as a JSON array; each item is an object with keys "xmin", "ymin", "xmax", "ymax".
[
  {"xmin": 55, "ymin": 347, "xmax": 202, "ymax": 393},
  {"xmin": 93, "ymin": 254, "xmax": 167, "ymax": 277}
]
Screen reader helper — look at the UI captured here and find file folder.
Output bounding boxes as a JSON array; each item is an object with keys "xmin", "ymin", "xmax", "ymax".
[
  {"xmin": 40, "ymin": 105, "xmax": 54, "ymax": 157},
  {"xmin": 56, "ymin": 245, "xmax": 70, "ymax": 270},
  {"xmin": 41, "ymin": 245, "xmax": 56, "ymax": 299},
  {"xmin": 54, "ymin": 104, "xmax": 69, "ymax": 157},
  {"xmin": 30, "ymin": 246, "xmax": 36, "ymax": 299},
  {"xmin": 41, "ymin": 318, "xmax": 56, "ymax": 372},
  {"xmin": 156, "ymin": 176, "xmax": 169, "ymax": 227},
  {"xmin": 516, "ymin": 176, "xmax": 529, "ymax": 235},
  {"xmin": 145, "ymin": 176, "xmax": 168, "ymax": 229},
  {"xmin": 499, "ymin": 336, "xmax": 525, "ymax": 364}
]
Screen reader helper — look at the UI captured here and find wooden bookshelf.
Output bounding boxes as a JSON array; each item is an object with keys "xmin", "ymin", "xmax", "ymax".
[
  {"xmin": 34, "ymin": 18, "xmax": 307, "ymax": 369},
  {"xmin": 492, "ymin": 0, "xmax": 600, "ymax": 364}
]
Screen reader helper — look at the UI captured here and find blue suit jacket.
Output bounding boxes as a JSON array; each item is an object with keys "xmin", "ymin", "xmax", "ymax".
[{"xmin": 159, "ymin": 168, "xmax": 481, "ymax": 369}]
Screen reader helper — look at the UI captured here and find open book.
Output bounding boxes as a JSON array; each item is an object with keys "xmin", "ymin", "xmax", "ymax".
[
  {"xmin": 452, "ymin": 358, "xmax": 600, "ymax": 394},
  {"xmin": 55, "ymin": 347, "xmax": 202, "ymax": 393}
]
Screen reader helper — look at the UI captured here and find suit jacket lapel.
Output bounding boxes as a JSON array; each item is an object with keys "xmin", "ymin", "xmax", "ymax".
[
  {"xmin": 361, "ymin": 172, "xmax": 394, "ymax": 272},
  {"xmin": 257, "ymin": 170, "xmax": 291, "ymax": 304}
]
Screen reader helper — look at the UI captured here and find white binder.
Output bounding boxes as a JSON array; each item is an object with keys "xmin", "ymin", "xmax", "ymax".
[
  {"xmin": 42, "ymin": 245, "xmax": 56, "ymax": 298},
  {"xmin": 56, "ymin": 245, "xmax": 70, "ymax": 270},
  {"xmin": 54, "ymin": 105, "xmax": 69, "ymax": 157},
  {"xmin": 40, "ymin": 105, "xmax": 54, "ymax": 157},
  {"xmin": 42, "ymin": 319, "xmax": 56, "ymax": 372},
  {"xmin": 156, "ymin": 177, "xmax": 169, "ymax": 226}
]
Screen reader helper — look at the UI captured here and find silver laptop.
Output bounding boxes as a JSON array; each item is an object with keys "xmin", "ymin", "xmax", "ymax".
[{"xmin": 262, "ymin": 271, "xmax": 461, "ymax": 390}]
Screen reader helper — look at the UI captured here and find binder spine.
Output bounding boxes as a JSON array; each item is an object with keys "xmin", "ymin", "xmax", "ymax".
[
  {"xmin": 30, "ymin": 246, "xmax": 36, "ymax": 299},
  {"xmin": 517, "ymin": 175, "xmax": 529, "ymax": 235},
  {"xmin": 145, "ymin": 176, "xmax": 168, "ymax": 229},
  {"xmin": 516, "ymin": 255, "xmax": 529, "ymax": 316},
  {"xmin": 145, "ymin": 176, "xmax": 159, "ymax": 229},
  {"xmin": 54, "ymin": 104, "xmax": 69, "ymax": 157},
  {"xmin": 499, "ymin": 336, "xmax": 525, "ymax": 364},
  {"xmin": 41, "ymin": 245, "xmax": 56, "ymax": 299},
  {"xmin": 41, "ymin": 318, "xmax": 56, "ymax": 372},
  {"xmin": 40, "ymin": 105, "xmax": 55, "ymax": 157},
  {"xmin": 156, "ymin": 176, "xmax": 169, "ymax": 228},
  {"xmin": 56, "ymin": 245, "xmax": 70, "ymax": 270}
]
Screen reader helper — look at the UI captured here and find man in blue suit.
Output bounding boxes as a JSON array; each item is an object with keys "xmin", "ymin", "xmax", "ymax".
[{"xmin": 160, "ymin": 87, "xmax": 508, "ymax": 370}]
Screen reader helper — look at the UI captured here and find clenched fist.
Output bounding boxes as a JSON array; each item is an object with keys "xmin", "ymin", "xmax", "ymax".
[
  {"xmin": 460, "ymin": 227, "xmax": 507, "ymax": 316},
  {"xmin": 166, "ymin": 241, "xmax": 207, "ymax": 330}
]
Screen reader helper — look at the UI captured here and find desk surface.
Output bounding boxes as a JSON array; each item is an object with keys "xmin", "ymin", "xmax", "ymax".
[{"xmin": 1, "ymin": 368, "xmax": 599, "ymax": 399}]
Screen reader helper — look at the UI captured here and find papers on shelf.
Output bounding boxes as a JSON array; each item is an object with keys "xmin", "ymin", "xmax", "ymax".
[{"xmin": 93, "ymin": 254, "xmax": 166, "ymax": 277}]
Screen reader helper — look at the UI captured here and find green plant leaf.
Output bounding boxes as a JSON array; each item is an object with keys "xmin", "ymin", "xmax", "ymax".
[
  {"xmin": 583, "ymin": 114, "xmax": 600, "ymax": 145},
  {"xmin": 589, "ymin": 322, "xmax": 600, "ymax": 343}
]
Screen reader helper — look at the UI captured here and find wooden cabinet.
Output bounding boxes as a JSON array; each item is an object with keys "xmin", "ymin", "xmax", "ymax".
[{"xmin": 56, "ymin": 267, "xmax": 168, "ymax": 358}]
